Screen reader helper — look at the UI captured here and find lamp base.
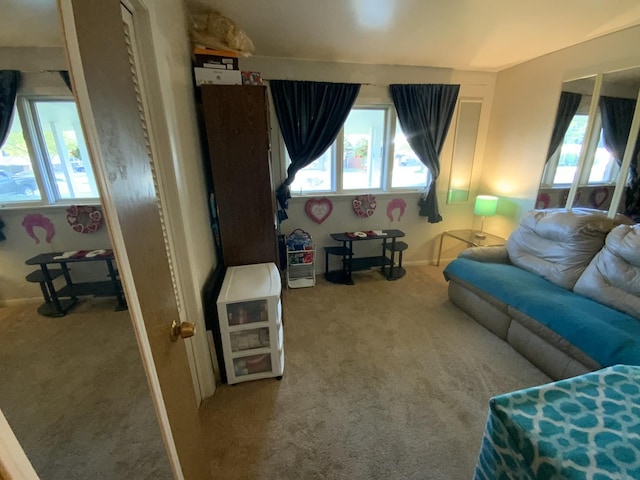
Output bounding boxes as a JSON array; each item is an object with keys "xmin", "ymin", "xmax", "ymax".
[{"xmin": 474, "ymin": 232, "xmax": 487, "ymax": 240}]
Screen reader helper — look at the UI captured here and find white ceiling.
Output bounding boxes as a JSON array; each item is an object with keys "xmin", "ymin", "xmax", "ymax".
[
  {"xmin": 0, "ymin": 0, "xmax": 61, "ymax": 48},
  {"xmin": 4, "ymin": 0, "xmax": 640, "ymax": 72}
]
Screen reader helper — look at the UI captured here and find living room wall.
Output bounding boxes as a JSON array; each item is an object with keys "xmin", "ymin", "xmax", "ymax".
[
  {"xmin": 482, "ymin": 25, "xmax": 640, "ymax": 238},
  {"xmin": 239, "ymin": 56, "xmax": 498, "ymax": 268}
]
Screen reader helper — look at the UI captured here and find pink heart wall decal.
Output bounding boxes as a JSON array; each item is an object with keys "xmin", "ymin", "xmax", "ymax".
[
  {"xmin": 536, "ymin": 192, "xmax": 550, "ymax": 209},
  {"xmin": 589, "ymin": 187, "xmax": 610, "ymax": 209},
  {"xmin": 305, "ymin": 197, "xmax": 333, "ymax": 224}
]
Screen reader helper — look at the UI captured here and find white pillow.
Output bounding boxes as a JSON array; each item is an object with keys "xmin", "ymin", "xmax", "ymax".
[
  {"xmin": 507, "ymin": 208, "xmax": 630, "ymax": 290},
  {"xmin": 574, "ymin": 224, "xmax": 640, "ymax": 318}
]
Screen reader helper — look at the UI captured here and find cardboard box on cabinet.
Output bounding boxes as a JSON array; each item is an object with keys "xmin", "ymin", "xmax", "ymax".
[
  {"xmin": 194, "ymin": 67, "xmax": 242, "ymax": 86},
  {"xmin": 193, "ymin": 47, "xmax": 239, "ymax": 70}
]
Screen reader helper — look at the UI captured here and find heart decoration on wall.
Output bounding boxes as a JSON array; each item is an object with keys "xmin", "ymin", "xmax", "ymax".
[
  {"xmin": 589, "ymin": 186, "xmax": 610, "ymax": 209},
  {"xmin": 536, "ymin": 192, "xmax": 550, "ymax": 209},
  {"xmin": 305, "ymin": 197, "xmax": 333, "ymax": 224},
  {"xmin": 353, "ymin": 194, "xmax": 376, "ymax": 218},
  {"xmin": 67, "ymin": 205, "xmax": 103, "ymax": 234}
]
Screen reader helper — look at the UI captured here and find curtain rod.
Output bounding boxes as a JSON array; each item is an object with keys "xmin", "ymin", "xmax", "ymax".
[
  {"xmin": 262, "ymin": 78, "xmax": 376, "ymax": 86},
  {"xmin": 16, "ymin": 69, "xmax": 68, "ymax": 74}
]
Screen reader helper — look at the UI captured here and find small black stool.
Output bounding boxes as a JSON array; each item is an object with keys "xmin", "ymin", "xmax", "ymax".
[
  {"xmin": 324, "ymin": 246, "xmax": 351, "ymax": 274},
  {"xmin": 26, "ymin": 269, "xmax": 64, "ymax": 303},
  {"xmin": 383, "ymin": 241, "xmax": 408, "ymax": 280}
]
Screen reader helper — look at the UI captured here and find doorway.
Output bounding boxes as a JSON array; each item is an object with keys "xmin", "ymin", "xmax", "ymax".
[{"xmin": 2, "ymin": 0, "xmax": 217, "ymax": 477}]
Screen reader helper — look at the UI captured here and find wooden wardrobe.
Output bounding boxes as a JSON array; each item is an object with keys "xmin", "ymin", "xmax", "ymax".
[{"xmin": 200, "ymin": 85, "xmax": 278, "ymax": 267}]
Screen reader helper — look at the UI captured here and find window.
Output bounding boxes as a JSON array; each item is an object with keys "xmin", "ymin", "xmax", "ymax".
[
  {"xmin": 342, "ymin": 109, "xmax": 385, "ymax": 190},
  {"xmin": 1, "ymin": 107, "xmax": 40, "ymax": 201},
  {"xmin": 0, "ymin": 97, "xmax": 99, "ymax": 206},
  {"xmin": 391, "ymin": 121, "xmax": 428, "ymax": 189},
  {"xmin": 542, "ymin": 112, "xmax": 620, "ymax": 187},
  {"xmin": 587, "ymin": 128, "xmax": 619, "ymax": 184},
  {"xmin": 288, "ymin": 106, "xmax": 429, "ymax": 195}
]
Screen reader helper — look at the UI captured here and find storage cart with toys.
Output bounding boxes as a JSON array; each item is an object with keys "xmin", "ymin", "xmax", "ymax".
[{"xmin": 286, "ymin": 229, "xmax": 316, "ymax": 289}]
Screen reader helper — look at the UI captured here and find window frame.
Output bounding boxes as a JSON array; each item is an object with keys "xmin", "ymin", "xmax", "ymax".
[
  {"xmin": 0, "ymin": 95, "xmax": 100, "ymax": 208},
  {"xmin": 541, "ymin": 111, "xmax": 621, "ymax": 188},
  {"xmin": 284, "ymin": 104, "xmax": 430, "ymax": 196}
]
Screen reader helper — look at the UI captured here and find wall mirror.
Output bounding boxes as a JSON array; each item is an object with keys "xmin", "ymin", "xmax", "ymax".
[
  {"xmin": 0, "ymin": 59, "xmax": 171, "ymax": 479},
  {"xmin": 537, "ymin": 67, "xmax": 640, "ymax": 219},
  {"xmin": 447, "ymin": 99, "xmax": 482, "ymax": 204}
]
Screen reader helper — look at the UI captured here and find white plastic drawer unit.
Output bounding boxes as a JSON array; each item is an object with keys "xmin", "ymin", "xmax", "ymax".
[{"xmin": 216, "ymin": 262, "xmax": 284, "ymax": 384}]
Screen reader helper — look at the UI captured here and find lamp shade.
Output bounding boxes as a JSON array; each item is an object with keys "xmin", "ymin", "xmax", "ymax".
[{"xmin": 473, "ymin": 195, "xmax": 498, "ymax": 216}]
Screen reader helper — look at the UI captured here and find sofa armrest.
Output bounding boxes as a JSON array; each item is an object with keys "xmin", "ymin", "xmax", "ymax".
[{"xmin": 458, "ymin": 246, "xmax": 510, "ymax": 264}]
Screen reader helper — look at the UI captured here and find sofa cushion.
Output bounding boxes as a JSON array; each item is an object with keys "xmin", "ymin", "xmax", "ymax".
[
  {"xmin": 574, "ymin": 224, "xmax": 640, "ymax": 318},
  {"xmin": 458, "ymin": 245, "xmax": 510, "ymax": 264},
  {"xmin": 506, "ymin": 208, "xmax": 626, "ymax": 290},
  {"xmin": 444, "ymin": 257, "xmax": 640, "ymax": 367}
]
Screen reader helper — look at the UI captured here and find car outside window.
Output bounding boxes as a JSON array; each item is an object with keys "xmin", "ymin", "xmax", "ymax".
[{"xmin": 0, "ymin": 98, "xmax": 99, "ymax": 206}]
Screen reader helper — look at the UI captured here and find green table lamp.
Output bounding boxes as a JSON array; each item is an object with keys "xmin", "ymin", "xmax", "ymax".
[{"xmin": 473, "ymin": 195, "xmax": 498, "ymax": 239}]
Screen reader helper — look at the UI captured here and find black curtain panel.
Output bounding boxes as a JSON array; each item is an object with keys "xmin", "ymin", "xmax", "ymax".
[
  {"xmin": 390, "ymin": 83, "xmax": 460, "ymax": 222},
  {"xmin": 0, "ymin": 70, "xmax": 20, "ymax": 147},
  {"xmin": 624, "ymin": 134, "xmax": 640, "ymax": 217},
  {"xmin": 270, "ymin": 80, "xmax": 360, "ymax": 221},
  {"xmin": 600, "ymin": 96, "xmax": 640, "ymax": 218},
  {"xmin": 625, "ymin": 171, "xmax": 640, "ymax": 219},
  {"xmin": 599, "ymin": 96, "xmax": 638, "ymax": 169},
  {"xmin": 546, "ymin": 91, "xmax": 582, "ymax": 162},
  {"xmin": 59, "ymin": 70, "xmax": 73, "ymax": 92}
]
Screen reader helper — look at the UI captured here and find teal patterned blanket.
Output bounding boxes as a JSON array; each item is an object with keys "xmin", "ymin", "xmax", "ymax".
[{"xmin": 474, "ymin": 365, "xmax": 640, "ymax": 479}]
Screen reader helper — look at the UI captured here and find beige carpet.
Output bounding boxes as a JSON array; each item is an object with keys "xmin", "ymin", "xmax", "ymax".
[
  {"xmin": 0, "ymin": 298, "xmax": 171, "ymax": 480},
  {"xmin": 1, "ymin": 265, "xmax": 551, "ymax": 479},
  {"xmin": 200, "ymin": 265, "xmax": 550, "ymax": 480}
]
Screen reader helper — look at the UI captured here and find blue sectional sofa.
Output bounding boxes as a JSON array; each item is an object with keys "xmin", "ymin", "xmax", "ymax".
[{"xmin": 443, "ymin": 208, "xmax": 640, "ymax": 380}]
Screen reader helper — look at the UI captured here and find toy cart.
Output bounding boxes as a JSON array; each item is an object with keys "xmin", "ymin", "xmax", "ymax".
[{"xmin": 286, "ymin": 229, "xmax": 315, "ymax": 288}]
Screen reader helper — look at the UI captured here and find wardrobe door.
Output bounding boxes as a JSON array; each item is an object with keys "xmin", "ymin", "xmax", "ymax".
[{"xmin": 201, "ymin": 85, "xmax": 278, "ymax": 266}]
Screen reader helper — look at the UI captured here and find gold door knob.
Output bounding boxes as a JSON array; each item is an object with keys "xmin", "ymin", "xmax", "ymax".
[{"xmin": 170, "ymin": 320, "xmax": 196, "ymax": 342}]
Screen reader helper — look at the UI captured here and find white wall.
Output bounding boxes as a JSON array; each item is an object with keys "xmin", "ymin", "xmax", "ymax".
[
  {"xmin": 482, "ymin": 25, "xmax": 640, "ymax": 239},
  {"xmin": 0, "ymin": 206, "xmax": 112, "ymax": 303},
  {"xmin": 240, "ymin": 57, "xmax": 498, "ymax": 266}
]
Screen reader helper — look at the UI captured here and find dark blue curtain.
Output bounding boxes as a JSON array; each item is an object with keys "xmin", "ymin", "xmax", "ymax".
[
  {"xmin": 271, "ymin": 80, "xmax": 360, "ymax": 221},
  {"xmin": 599, "ymin": 96, "xmax": 638, "ymax": 171},
  {"xmin": 0, "ymin": 70, "xmax": 20, "ymax": 147},
  {"xmin": 599, "ymin": 95, "xmax": 640, "ymax": 218},
  {"xmin": 390, "ymin": 84, "xmax": 460, "ymax": 222},
  {"xmin": 0, "ymin": 71, "xmax": 20, "ymax": 242},
  {"xmin": 546, "ymin": 91, "xmax": 582, "ymax": 162},
  {"xmin": 59, "ymin": 71, "xmax": 73, "ymax": 92}
]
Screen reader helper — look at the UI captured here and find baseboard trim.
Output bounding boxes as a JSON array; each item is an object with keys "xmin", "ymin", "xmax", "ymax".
[
  {"xmin": 404, "ymin": 259, "xmax": 450, "ymax": 267},
  {"xmin": 0, "ymin": 297, "xmax": 42, "ymax": 308},
  {"xmin": 312, "ymin": 258, "xmax": 451, "ymax": 271}
]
